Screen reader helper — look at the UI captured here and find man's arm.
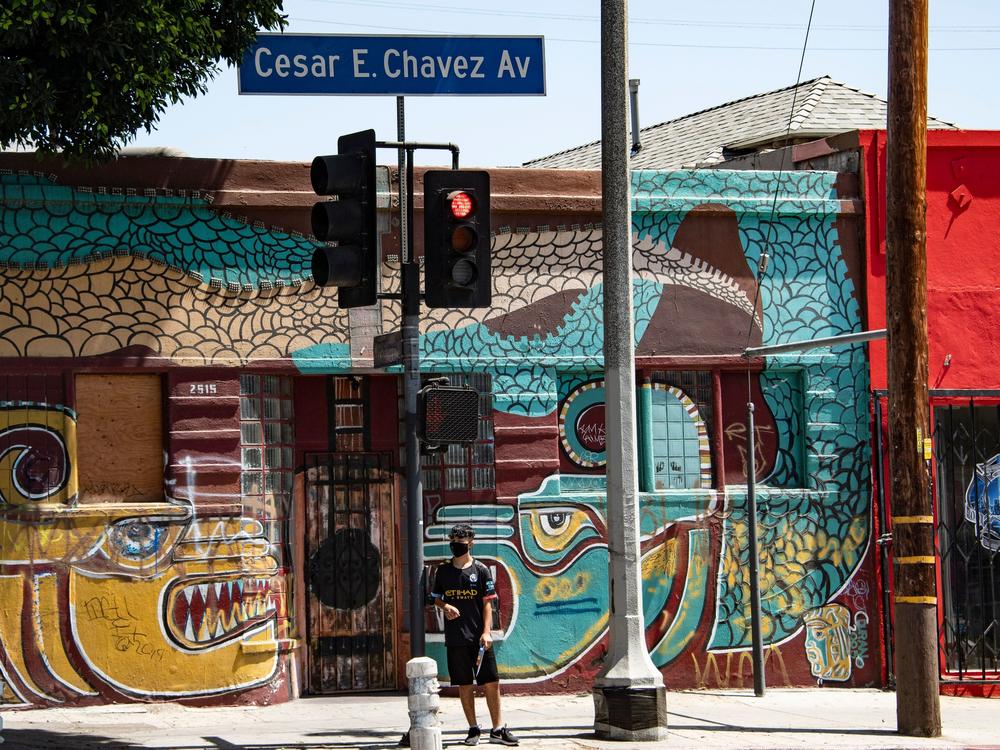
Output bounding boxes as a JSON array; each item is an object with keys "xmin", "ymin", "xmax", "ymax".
[
  {"xmin": 480, "ymin": 598, "xmax": 494, "ymax": 649},
  {"xmin": 430, "ymin": 570, "xmax": 461, "ymax": 620}
]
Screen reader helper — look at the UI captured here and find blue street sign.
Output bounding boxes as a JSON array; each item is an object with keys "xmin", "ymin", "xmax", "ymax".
[{"xmin": 238, "ymin": 34, "xmax": 545, "ymax": 96}]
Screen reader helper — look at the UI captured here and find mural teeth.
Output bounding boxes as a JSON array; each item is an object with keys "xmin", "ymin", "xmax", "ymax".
[
  {"xmin": 214, "ymin": 582, "xmax": 223, "ymax": 599},
  {"xmin": 198, "ymin": 583, "xmax": 209, "ymax": 600},
  {"xmin": 181, "ymin": 587, "xmax": 193, "ymax": 605},
  {"xmin": 185, "ymin": 617, "xmax": 196, "ymax": 642},
  {"xmin": 214, "ymin": 617, "xmax": 225, "ymax": 639}
]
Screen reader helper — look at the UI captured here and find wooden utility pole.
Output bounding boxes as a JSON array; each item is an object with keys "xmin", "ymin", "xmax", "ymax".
[{"xmin": 885, "ymin": 0, "xmax": 941, "ymax": 737}]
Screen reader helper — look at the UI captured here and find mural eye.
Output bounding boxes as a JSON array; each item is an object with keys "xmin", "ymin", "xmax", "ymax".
[
  {"xmin": 109, "ymin": 519, "xmax": 165, "ymax": 560},
  {"xmin": 539, "ymin": 512, "xmax": 570, "ymax": 536}
]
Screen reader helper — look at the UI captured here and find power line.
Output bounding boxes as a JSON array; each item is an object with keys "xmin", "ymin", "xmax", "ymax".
[
  {"xmin": 288, "ymin": 17, "xmax": 1000, "ymax": 51},
  {"xmin": 299, "ymin": 0, "xmax": 1000, "ymax": 33}
]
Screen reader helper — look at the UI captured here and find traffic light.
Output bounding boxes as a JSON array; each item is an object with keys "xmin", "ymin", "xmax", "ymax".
[
  {"xmin": 424, "ymin": 170, "xmax": 491, "ymax": 308},
  {"xmin": 310, "ymin": 129, "xmax": 378, "ymax": 309}
]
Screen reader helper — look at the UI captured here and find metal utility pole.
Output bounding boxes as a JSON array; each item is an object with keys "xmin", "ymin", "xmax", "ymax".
[
  {"xmin": 398, "ymin": 96, "xmax": 426, "ymax": 662},
  {"xmin": 886, "ymin": 0, "xmax": 941, "ymax": 737},
  {"xmin": 592, "ymin": 0, "xmax": 666, "ymax": 741},
  {"xmin": 745, "ymin": 401, "xmax": 766, "ymax": 696}
]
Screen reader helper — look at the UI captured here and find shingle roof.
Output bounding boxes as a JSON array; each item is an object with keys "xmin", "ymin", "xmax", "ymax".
[{"xmin": 524, "ymin": 76, "xmax": 957, "ymax": 170}]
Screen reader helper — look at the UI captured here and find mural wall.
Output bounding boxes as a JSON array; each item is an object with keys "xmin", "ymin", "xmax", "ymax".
[
  {"xmin": 418, "ymin": 170, "xmax": 876, "ymax": 691},
  {"xmin": 0, "ymin": 172, "xmax": 307, "ymax": 707},
  {"xmin": 0, "ymin": 161, "xmax": 877, "ymax": 703},
  {"xmin": 0, "ymin": 403, "xmax": 282, "ymax": 706}
]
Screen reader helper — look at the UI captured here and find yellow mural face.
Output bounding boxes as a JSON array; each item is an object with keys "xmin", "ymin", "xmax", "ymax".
[
  {"xmin": 70, "ymin": 516, "xmax": 279, "ymax": 697},
  {"xmin": 803, "ymin": 604, "xmax": 853, "ymax": 682},
  {"xmin": 0, "ymin": 405, "xmax": 281, "ymax": 703}
]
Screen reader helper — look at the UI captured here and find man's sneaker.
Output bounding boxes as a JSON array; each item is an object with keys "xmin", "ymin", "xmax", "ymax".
[
  {"xmin": 464, "ymin": 726, "xmax": 481, "ymax": 746},
  {"xmin": 489, "ymin": 726, "xmax": 519, "ymax": 746}
]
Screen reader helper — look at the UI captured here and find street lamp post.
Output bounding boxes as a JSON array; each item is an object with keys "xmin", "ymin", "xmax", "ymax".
[{"xmin": 591, "ymin": 0, "xmax": 667, "ymax": 741}]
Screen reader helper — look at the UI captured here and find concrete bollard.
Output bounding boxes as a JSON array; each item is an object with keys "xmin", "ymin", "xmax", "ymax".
[{"xmin": 406, "ymin": 656, "xmax": 441, "ymax": 750}]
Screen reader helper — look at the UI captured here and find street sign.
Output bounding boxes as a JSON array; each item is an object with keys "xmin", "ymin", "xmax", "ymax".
[
  {"xmin": 238, "ymin": 34, "xmax": 545, "ymax": 96},
  {"xmin": 374, "ymin": 331, "xmax": 403, "ymax": 368}
]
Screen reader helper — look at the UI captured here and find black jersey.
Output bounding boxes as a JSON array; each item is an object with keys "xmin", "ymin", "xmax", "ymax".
[{"xmin": 431, "ymin": 559, "xmax": 497, "ymax": 646}]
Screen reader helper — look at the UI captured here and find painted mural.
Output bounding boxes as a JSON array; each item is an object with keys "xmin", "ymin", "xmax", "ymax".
[
  {"xmin": 964, "ymin": 453, "xmax": 1000, "ymax": 552},
  {"xmin": 0, "ymin": 173, "xmax": 348, "ymax": 365},
  {"xmin": 0, "ymin": 161, "xmax": 877, "ymax": 701},
  {"xmin": 418, "ymin": 170, "xmax": 874, "ymax": 688},
  {"xmin": 0, "ymin": 403, "xmax": 281, "ymax": 705}
]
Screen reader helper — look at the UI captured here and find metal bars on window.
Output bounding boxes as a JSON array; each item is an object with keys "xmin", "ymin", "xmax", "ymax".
[{"xmin": 933, "ymin": 401, "xmax": 1000, "ymax": 680}]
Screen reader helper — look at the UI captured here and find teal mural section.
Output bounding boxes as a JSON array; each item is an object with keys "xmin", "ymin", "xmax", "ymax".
[
  {"xmin": 422, "ymin": 168, "xmax": 871, "ymax": 683},
  {"xmin": 0, "ymin": 174, "xmax": 316, "ymax": 287}
]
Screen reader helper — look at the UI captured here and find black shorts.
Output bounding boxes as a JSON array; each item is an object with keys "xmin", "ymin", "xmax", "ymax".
[{"xmin": 446, "ymin": 642, "xmax": 499, "ymax": 686}]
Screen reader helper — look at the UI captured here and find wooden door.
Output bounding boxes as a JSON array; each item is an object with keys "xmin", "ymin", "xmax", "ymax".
[{"xmin": 304, "ymin": 452, "xmax": 398, "ymax": 692}]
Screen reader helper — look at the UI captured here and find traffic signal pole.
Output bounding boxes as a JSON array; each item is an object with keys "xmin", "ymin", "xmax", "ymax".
[
  {"xmin": 309, "ymin": 117, "xmax": 465, "ymax": 749},
  {"xmin": 396, "ymin": 98, "xmax": 427, "ymax": 664},
  {"xmin": 385, "ymin": 97, "xmax": 460, "ymax": 750}
]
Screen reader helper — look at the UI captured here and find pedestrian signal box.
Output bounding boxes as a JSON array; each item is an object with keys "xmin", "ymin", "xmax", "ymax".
[{"xmin": 418, "ymin": 382, "xmax": 480, "ymax": 444}]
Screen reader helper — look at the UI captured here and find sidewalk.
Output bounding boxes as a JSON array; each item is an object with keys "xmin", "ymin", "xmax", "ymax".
[{"xmin": 1, "ymin": 689, "xmax": 998, "ymax": 749}]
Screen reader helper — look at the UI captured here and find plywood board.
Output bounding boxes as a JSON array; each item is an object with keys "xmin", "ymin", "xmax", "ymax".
[{"xmin": 76, "ymin": 374, "xmax": 163, "ymax": 503}]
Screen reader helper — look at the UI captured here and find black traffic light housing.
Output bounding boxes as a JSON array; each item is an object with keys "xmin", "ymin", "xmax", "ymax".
[
  {"xmin": 311, "ymin": 129, "xmax": 378, "ymax": 309},
  {"xmin": 423, "ymin": 170, "xmax": 491, "ymax": 308}
]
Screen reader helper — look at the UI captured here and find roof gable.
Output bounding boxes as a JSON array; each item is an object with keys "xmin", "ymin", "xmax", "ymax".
[{"xmin": 525, "ymin": 76, "xmax": 957, "ymax": 170}]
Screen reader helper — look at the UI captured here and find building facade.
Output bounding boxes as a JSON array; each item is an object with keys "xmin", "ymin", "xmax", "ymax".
[
  {"xmin": 859, "ymin": 130, "xmax": 1000, "ymax": 696},
  {"xmin": 0, "ymin": 153, "xmax": 878, "ymax": 707}
]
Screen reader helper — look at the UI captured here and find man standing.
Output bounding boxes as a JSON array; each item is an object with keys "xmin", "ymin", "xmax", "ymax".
[{"xmin": 432, "ymin": 524, "xmax": 519, "ymax": 746}]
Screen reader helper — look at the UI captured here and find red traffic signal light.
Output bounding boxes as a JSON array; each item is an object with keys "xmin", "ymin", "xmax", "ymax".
[
  {"xmin": 448, "ymin": 191, "xmax": 475, "ymax": 219},
  {"xmin": 424, "ymin": 170, "xmax": 491, "ymax": 309}
]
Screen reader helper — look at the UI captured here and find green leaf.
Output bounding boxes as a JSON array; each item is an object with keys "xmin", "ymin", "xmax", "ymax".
[{"xmin": 0, "ymin": 0, "xmax": 287, "ymax": 161}]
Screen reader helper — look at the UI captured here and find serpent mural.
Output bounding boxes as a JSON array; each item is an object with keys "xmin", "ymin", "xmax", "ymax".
[
  {"xmin": 419, "ymin": 170, "xmax": 872, "ymax": 683},
  {"xmin": 0, "ymin": 165, "xmax": 874, "ymax": 696}
]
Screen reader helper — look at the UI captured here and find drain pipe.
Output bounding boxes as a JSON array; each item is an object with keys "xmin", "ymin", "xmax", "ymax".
[{"xmin": 629, "ymin": 79, "xmax": 642, "ymax": 155}]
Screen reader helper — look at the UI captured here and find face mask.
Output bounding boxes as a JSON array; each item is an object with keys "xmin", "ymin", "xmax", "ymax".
[{"xmin": 449, "ymin": 541, "xmax": 470, "ymax": 557}]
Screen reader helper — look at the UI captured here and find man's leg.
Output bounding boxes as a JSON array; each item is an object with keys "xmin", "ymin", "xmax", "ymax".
[
  {"xmin": 484, "ymin": 681, "xmax": 501, "ymax": 729},
  {"xmin": 459, "ymin": 684, "xmax": 478, "ymax": 727}
]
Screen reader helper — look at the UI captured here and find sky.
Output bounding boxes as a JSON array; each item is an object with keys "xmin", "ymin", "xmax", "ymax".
[{"xmin": 127, "ymin": 0, "xmax": 1000, "ymax": 168}]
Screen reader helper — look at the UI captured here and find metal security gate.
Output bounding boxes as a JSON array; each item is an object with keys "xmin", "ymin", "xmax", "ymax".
[
  {"xmin": 304, "ymin": 452, "xmax": 398, "ymax": 692},
  {"xmin": 932, "ymin": 401, "xmax": 1000, "ymax": 681}
]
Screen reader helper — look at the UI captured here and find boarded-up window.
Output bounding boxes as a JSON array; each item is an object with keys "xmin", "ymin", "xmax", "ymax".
[{"xmin": 75, "ymin": 374, "xmax": 163, "ymax": 502}]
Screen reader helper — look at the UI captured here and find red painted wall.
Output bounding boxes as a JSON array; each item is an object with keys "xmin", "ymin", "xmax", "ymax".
[{"xmin": 863, "ymin": 130, "xmax": 1000, "ymax": 391}]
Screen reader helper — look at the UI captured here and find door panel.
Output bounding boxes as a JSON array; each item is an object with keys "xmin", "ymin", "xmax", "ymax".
[{"xmin": 305, "ymin": 452, "xmax": 397, "ymax": 692}]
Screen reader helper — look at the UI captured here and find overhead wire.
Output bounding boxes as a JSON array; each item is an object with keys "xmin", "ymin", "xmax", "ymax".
[
  {"xmin": 743, "ymin": 0, "xmax": 818, "ymax": 411},
  {"xmin": 287, "ymin": 16, "xmax": 1000, "ymax": 52},
  {"xmin": 299, "ymin": 0, "xmax": 1000, "ymax": 33}
]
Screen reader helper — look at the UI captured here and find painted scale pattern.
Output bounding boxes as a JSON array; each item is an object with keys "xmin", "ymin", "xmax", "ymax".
[
  {"xmin": 632, "ymin": 169, "xmax": 869, "ymax": 650},
  {"xmin": 0, "ymin": 166, "xmax": 872, "ymax": 689},
  {"xmin": 0, "ymin": 174, "xmax": 313, "ymax": 287}
]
